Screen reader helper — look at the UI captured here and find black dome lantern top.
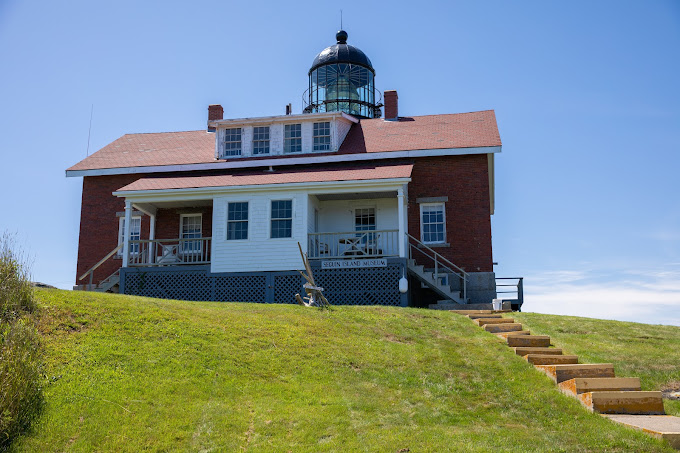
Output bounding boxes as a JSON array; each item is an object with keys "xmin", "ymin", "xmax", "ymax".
[{"xmin": 308, "ymin": 30, "xmax": 374, "ymax": 75}]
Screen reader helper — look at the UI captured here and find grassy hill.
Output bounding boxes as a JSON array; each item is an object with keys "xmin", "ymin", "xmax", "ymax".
[{"xmin": 12, "ymin": 289, "xmax": 678, "ymax": 452}]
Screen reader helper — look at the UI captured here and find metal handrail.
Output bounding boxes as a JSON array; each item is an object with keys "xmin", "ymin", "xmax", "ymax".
[
  {"xmin": 406, "ymin": 233, "xmax": 468, "ymax": 301},
  {"xmin": 495, "ymin": 277, "xmax": 524, "ymax": 308},
  {"xmin": 78, "ymin": 244, "xmax": 123, "ymax": 290}
]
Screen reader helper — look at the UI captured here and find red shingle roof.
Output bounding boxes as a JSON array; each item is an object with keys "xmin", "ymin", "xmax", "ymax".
[
  {"xmin": 339, "ymin": 111, "xmax": 501, "ymax": 154},
  {"xmin": 67, "ymin": 131, "xmax": 215, "ymax": 171},
  {"xmin": 116, "ymin": 164, "xmax": 413, "ymax": 192},
  {"xmin": 68, "ymin": 111, "xmax": 500, "ymax": 172}
]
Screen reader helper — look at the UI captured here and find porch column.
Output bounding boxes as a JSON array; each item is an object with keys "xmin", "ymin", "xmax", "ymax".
[
  {"xmin": 397, "ymin": 187, "xmax": 406, "ymax": 258},
  {"xmin": 122, "ymin": 200, "xmax": 132, "ymax": 267},
  {"xmin": 148, "ymin": 213, "xmax": 156, "ymax": 264}
]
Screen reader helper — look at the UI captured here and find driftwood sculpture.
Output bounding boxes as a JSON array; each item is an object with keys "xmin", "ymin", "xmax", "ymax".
[{"xmin": 295, "ymin": 242, "xmax": 331, "ymax": 308}]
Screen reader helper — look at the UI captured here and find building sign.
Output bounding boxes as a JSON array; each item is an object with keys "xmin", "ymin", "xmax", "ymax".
[{"xmin": 321, "ymin": 258, "xmax": 387, "ymax": 269}]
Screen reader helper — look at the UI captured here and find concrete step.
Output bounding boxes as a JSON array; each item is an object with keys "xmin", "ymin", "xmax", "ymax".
[
  {"xmin": 507, "ymin": 335, "xmax": 551, "ymax": 347},
  {"xmin": 535, "ymin": 363, "xmax": 615, "ymax": 383},
  {"xmin": 474, "ymin": 318, "xmax": 515, "ymax": 326},
  {"xmin": 603, "ymin": 415, "xmax": 680, "ymax": 449},
  {"xmin": 559, "ymin": 377, "xmax": 641, "ymax": 395},
  {"xmin": 579, "ymin": 391, "xmax": 665, "ymax": 415},
  {"xmin": 514, "ymin": 347, "xmax": 563, "ymax": 357},
  {"xmin": 449, "ymin": 309, "xmax": 510, "ymax": 315},
  {"xmin": 495, "ymin": 331, "xmax": 531, "ymax": 339},
  {"xmin": 526, "ymin": 354, "xmax": 579, "ymax": 365},
  {"xmin": 466, "ymin": 313, "xmax": 503, "ymax": 320},
  {"xmin": 432, "ymin": 303, "xmax": 512, "ymax": 311},
  {"xmin": 484, "ymin": 323, "xmax": 524, "ymax": 333}
]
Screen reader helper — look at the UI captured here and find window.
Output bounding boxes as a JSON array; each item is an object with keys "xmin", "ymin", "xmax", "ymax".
[
  {"xmin": 180, "ymin": 214, "xmax": 202, "ymax": 253},
  {"xmin": 421, "ymin": 203, "xmax": 446, "ymax": 244},
  {"xmin": 118, "ymin": 216, "xmax": 141, "ymax": 254},
  {"xmin": 313, "ymin": 122, "xmax": 331, "ymax": 151},
  {"xmin": 271, "ymin": 200, "xmax": 292, "ymax": 238},
  {"xmin": 227, "ymin": 202, "xmax": 248, "ymax": 240},
  {"xmin": 284, "ymin": 124, "xmax": 302, "ymax": 153},
  {"xmin": 355, "ymin": 207, "xmax": 376, "ymax": 244},
  {"xmin": 223, "ymin": 128, "xmax": 242, "ymax": 157},
  {"xmin": 252, "ymin": 126, "xmax": 270, "ymax": 155}
]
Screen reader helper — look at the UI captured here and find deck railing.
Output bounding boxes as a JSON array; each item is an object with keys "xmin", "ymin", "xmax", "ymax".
[
  {"xmin": 495, "ymin": 277, "xmax": 524, "ymax": 309},
  {"xmin": 128, "ymin": 238, "xmax": 212, "ymax": 267},
  {"xmin": 308, "ymin": 230, "xmax": 399, "ymax": 259}
]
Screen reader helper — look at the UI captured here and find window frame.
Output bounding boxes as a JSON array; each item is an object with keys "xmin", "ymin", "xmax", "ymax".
[
  {"xmin": 419, "ymin": 202, "xmax": 446, "ymax": 244},
  {"xmin": 284, "ymin": 124, "xmax": 302, "ymax": 153},
  {"xmin": 270, "ymin": 199, "xmax": 293, "ymax": 239},
  {"xmin": 313, "ymin": 121, "xmax": 331, "ymax": 151},
  {"xmin": 179, "ymin": 213, "xmax": 202, "ymax": 254},
  {"xmin": 223, "ymin": 127, "xmax": 242, "ymax": 157},
  {"xmin": 252, "ymin": 126, "xmax": 270, "ymax": 155},
  {"xmin": 117, "ymin": 215, "xmax": 142, "ymax": 256},
  {"xmin": 226, "ymin": 201, "xmax": 249, "ymax": 241}
]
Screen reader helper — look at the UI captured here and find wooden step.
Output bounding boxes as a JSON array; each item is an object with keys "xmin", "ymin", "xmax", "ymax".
[
  {"xmin": 535, "ymin": 363, "xmax": 615, "ymax": 383},
  {"xmin": 484, "ymin": 323, "xmax": 523, "ymax": 333},
  {"xmin": 579, "ymin": 391, "xmax": 665, "ymax": 415},
  {"xmin": 559, "ymin": 377, "xmax": 641, "ymax": 395},
  {"xmin": 495, "ymin": 331, "xmax": 531, "ymax": 339},
  {"xmin": 526, "ymin": 354, "xmax": 578, "ymax": 365},
  {"xmin": 474, "ymin": 318, "xmax": 515, "ymax": 326},
  {"xmin": 507, "ymin": 335, "xmax": 551, "ymax": 347},
  {"xmin": 514, "ymin": 347, "xmax": 562, "ymax": 357},
  {"xmin": 466, "ymin": 313, "xmax": 503, "ymax": 320}
]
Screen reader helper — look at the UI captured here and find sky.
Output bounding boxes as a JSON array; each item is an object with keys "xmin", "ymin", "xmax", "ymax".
[{"xmin": 1, "ymin": 0, "xmax": 678, "ymax": 325}]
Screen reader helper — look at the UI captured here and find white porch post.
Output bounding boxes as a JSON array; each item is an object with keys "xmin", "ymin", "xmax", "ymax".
[
  {"xmin": 148, "ymin": 213, "xmax": 156, "ymax": 264},
  {"xmin": 397, "ymin": 187, "xmax": 406, "ymax": 258},
  {"xmin": 122, "ymin": 200, "xmax": 132, "ymax": 267}
]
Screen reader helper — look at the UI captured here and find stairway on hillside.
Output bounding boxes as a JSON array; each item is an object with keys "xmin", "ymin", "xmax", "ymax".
[
  {"xmin": 75, "ymin": 270, "xmax": 120, "ymax": 293},
  {"xmin": 451, "ymin": 310, "xmax": 680, "ymax": 449}
]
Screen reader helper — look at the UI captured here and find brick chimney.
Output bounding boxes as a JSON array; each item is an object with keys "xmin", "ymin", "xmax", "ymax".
[
  {"xmin": 384, "ymin": 90, "xmax": 398, "ymax": 120},
  {"xmin": 208, "ymin": 104, "xmax": 224, "ymax": 132}
]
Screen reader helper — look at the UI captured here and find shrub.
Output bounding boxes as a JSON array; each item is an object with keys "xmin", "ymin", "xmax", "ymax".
[{"xmin": 0, "ymin": 234, "xmax": 42, "ymax": 450}]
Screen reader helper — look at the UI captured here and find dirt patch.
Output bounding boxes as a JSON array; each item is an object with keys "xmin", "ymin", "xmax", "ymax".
[
  {"xmin": 384, "ymin": 333, "xmax": 414, "ymax": 344},
  {"xmin": 661, "ymin": 381, "xmax": 680, "ymax": 400}
]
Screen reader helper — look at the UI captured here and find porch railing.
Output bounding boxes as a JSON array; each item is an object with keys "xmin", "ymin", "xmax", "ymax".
[
  {"xmin": 128, "ymin": 238, "xmax": 212, "ymax": 267},
  {"xmin": 308, "ymin": 230, "xmax": 399, "ymax": 259},
  {"xmin": 495, "ymin": 277, "xmax": 524, "ymax": 309}
]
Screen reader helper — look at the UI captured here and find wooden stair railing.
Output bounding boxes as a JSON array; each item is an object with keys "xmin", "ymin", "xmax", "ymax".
[{"xmin": 78, "ymin": 244, "xmax": 123, "ymax": 290}]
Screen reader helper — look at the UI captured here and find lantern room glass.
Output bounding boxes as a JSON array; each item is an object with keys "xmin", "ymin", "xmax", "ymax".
[{"xmin": 308, "ymin": 63, "xmax": 376, "ymax": 118}]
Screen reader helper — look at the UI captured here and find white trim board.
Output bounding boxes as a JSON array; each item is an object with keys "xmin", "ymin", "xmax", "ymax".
[{"xmin": 66, "ymin": 146, "xmax": 502, "ymax": 178}]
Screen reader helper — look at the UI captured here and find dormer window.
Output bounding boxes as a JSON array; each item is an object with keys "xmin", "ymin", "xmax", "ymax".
[
  {"xmin": 223, "ymin": 128, "xmax": 242, "ymax": 157},
  {"xmin": 284, "ymin": 124, "xmax": 302, "ymax": 153},
  {"xmin": 253, "ymin": 126, "xmax": 270, "ymax": 155},
  {"xmin": 313, "ymin": 122, "xmax": 331, "ymax": 151}
]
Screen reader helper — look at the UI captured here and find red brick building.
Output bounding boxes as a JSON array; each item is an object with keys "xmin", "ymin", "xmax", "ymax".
[{"xmin": 67, "ymin": 31, "xmax": 504, "ymax": 307}]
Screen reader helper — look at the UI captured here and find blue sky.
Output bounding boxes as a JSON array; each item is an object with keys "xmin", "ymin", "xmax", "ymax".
[{"xmin": 1, "ymin": 1, "xmax": 678, "ymax": 324}]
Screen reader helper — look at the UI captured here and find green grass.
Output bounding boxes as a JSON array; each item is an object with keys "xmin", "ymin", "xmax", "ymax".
[
  {"xmin": 512, "ymin": 312, "xmax": 680, "ymax": 417},
  {"xmin": 11, "ymin": 290, "xmax": 676, "ymax": 452}
]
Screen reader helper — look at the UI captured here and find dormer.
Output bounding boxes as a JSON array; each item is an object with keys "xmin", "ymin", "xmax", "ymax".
[{"xmin": 207, "ymin": 111, "xmax": 358, "ymax": 160}]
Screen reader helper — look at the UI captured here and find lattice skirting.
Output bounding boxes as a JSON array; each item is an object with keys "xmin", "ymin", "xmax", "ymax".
[{"xmin": 120, "ymin": 260, "xmax": 407, "ymax": 306}]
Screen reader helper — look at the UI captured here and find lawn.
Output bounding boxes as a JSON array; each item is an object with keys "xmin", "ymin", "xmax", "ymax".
[
  {"xmin": 11, "ymin": 289, "xmax": 676, "ymax": 452},
  {"xmin": 512, "ymin": 312, "xmax": 680, "ymax": 417}
]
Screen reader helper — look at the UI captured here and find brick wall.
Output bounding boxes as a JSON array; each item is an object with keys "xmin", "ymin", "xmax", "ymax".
[{"xmin": 407, "ymin": 155, "xmax": 493, "ymax": 273}]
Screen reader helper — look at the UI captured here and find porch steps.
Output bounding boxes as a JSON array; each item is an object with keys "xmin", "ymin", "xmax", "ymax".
[
  {"xmin": 94, "ymin": 269, "xmax": 121, "ymax": 293},
  {"xmin": 448, "ymin": 311, "xmax": 678, "ymax": 447},
  {"xmin": 407, "ymin": 260, "xmax": 466, "ymax": 305}
]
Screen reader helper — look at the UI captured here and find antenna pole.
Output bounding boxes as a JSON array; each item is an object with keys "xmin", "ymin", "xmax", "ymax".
[
  {"xmin": 340, "ymin": 10, "xmax": 343, "ymax": 29},
  {"xmin": 86, "ymin": 104, "xmax": 93, "ymax": 156}
]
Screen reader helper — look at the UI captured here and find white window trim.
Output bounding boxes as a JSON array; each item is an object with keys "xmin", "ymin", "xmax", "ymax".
[
  {"xmin": 269, "ymin": 199, "xmax": 294, "ymax": 239},
  {"xmin": 419, "ymin": 202, "xmax": 446, "ymax": 244},
  {"xmin": 180, "ymin": 213, "xmax": 203, "ymax": 254},
  {"xmin": 117, "ymin": 216, "xmax": 141, "ymax": 256},
  {"xmin": 353, "ymin": 206, "xmax": 377, "ymax": 231},
  {"xmin": 226, "ymin": 201, "xmax": 249, "ymax": 241},
  {"xmin": 252, "ymin": 126, "xmax": 270, "ymax": 155},
  {"xmin": 283, "ymin": 124, "xmax": 302, "ymax": 154},
  {"xmin": 312, "ymin": 121, "xmax": 332, "ymax": 152}
]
